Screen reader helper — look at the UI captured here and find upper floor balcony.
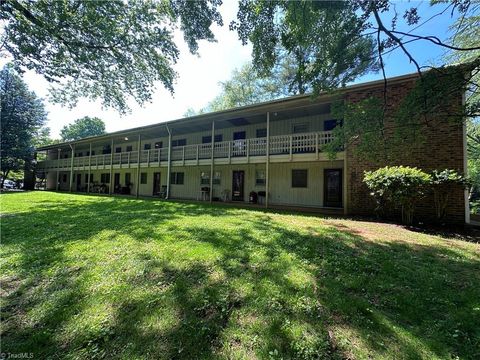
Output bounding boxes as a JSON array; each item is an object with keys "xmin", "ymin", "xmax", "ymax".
[{"xmin": 37, "ymin": 130, "xmax": 342, "ymax": 171}]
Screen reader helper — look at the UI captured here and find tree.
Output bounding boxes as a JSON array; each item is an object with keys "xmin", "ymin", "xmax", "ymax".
[
  {"xmin": 0, "ymin": 0, "xmax": 223, "ymax": 113},
  {"xmin": 186, "ymin": 50, "xmax": 311, "ymax": 116},
  {"xmin": 60, "ymin": 116, "xmax": 106, "ymax": 141},
  {"xmin": 231, "ymin": 1, "xmax": 480, "ymax": 162},
  {"xmin": 0, "ymin": 65, "xmax": 47, "ymax": 187}
]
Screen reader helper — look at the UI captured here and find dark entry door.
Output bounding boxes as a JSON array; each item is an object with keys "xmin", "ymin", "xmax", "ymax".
[
  {"xmin": 153, "ymin": 172, "xmax": 161, "ymax": 196},
  {"xmin": 114, "ymin": 173, "xmax": 120, "ymax": 193},
  {"xmin": 324, "ymin": 169, "xmax": 342, "ymax": 207},
  {"xmin": 232, "ymin": 171, "xmax": 245, "ymax": 201},
  {"xmin": 76, "ymin": 174, "xmax": 81, "ymax": 191}
]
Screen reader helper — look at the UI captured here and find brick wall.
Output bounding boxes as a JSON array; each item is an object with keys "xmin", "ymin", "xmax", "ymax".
[{"xmin": 345, "ymin": 77, "xmax": 466, "ymax": 224}]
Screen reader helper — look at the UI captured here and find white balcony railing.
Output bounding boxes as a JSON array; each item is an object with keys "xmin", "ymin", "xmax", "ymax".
[{"xmin": 37, "ymin": 131, "xmax": 335, "ymax": 170}]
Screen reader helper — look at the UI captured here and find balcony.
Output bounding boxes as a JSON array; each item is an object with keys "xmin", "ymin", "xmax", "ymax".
[{"xmin": 37, "ymin": 131, "xmax": 341, "ymax": 170}]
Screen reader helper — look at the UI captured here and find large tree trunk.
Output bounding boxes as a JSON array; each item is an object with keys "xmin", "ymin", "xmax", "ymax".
[{"xmin": 1, "ymin": 170, "xmax": 10, "ymax": 189}]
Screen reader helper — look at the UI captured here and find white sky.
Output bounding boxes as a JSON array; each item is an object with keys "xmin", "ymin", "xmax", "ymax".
[{"xmin": 1, "ymin": 1, "xmax": 456, "ymax": 138}]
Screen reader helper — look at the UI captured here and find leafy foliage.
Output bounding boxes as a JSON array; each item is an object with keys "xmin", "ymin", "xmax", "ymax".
[
  {"xmin": 231, "ymin": 1, "xmax": 379, "ymax": 95},
  {"xmin": 0, "ymin": 0, "xmax": 223, "ymax": 113},
  {"xmin": 60, "ymin": 116, "xmax": 106, "ymax": 142},
  {"xmin": 431, "ymin": 169, "xmax": 467, "ymax": 221},
  {"xmin": 364, "ymin": 166, "xmax": 431, "ymax": 224},
  {"xmin": 185, "ymin": 52, "xmax": 309, "ymax": 116},
  {"xmin": 0, "ymin": 65, "xmax": 47, "ymax": 186}
]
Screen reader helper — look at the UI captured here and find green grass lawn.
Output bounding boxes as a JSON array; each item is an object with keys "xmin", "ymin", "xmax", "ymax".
[{"xmin": 1, "ymin": 192, "xmax": 479, "ymax": 359}]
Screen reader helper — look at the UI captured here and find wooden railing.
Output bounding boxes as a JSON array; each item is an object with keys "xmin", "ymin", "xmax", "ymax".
[{"xmin": 37, "ymin": 131, "xmax": 335, "ymax": 170}]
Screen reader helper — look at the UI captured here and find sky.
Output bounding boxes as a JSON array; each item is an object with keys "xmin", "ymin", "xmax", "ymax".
[{"xmin": 0, "ymin": 0, "xmax": 461, "ymax": 138}]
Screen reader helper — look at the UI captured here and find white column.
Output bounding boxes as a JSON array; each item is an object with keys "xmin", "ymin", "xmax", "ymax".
[
  {"xmin": 109, "ymin": 139, "xmax": 114, "ymax": 195},
  {"xmin": 210, "ymin": 121, "xmax": 215, "ymax": 203},
  {"xmin": 136, "ymin": 134, "xmax": 141, "ymax": 198},
  {"xmin": 69, "ymin": 145, "xmax": 75, "ymax": 192},
  {"xmin": 87, "ymin": 143, "xmax": 92, "ymax": 194},
  {"xmin": 166, "ymin": 125, "xmax": 172, "ymax": 199},
  {"xmin": 265, "ymin": 112, "xmax": 270, "ymax": 208}
]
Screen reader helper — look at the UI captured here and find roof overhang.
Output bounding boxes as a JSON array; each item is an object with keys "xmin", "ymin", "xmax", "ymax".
[{"xmin": 36, "ymin": 71, "xmax": 420, "ymax": 151}]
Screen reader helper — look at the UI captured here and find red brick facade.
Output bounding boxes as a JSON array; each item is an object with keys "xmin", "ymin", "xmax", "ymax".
[{"xmin": 344, "ymin": 77, "xmax": 466, "ymax": 224}]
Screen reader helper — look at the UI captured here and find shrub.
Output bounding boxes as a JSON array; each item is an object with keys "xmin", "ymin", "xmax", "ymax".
[
  {"xmin": 364, "ymin": 166, "xmax": 431, "ymax": 224},
  {"xmin": 430, "ymin": 169, "xmax": 467, "ymax": 221}
]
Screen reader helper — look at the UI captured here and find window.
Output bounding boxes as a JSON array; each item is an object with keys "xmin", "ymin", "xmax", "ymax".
[
  {"xmin": 103, "ymin": 145, "xmax": 111, "ymax": 154},
  {"xmin": 255, "ymin": 170, "xmax": 266, "ymax": 185},
  {"xmin": 202, "ymin": 135, "xmax": 222, "ymax": 143},
  {"xmin": 213, "ymin": 171, "xmax": 221, "ymax": 185},
  {"xmin": 125, "ymin": 173, "xmax": 131, "ymax": 185},
  {"xmin": 155, "ymin": 141, "xmax": 163, "ymax": 149},
  {"xmin": 77, "ymin": 152, "xmax": 83, "ymax": 157},
  {"xmin": 233, "ymin": 131, "xmax": 246, "ymax": 140},
  {"xmin": 90, "ymin": 174, "xmax": 93, "ymax": 183},
  {"xmin": 324, "ymin": 119, "xmax": 342, "ymax": 131},
  {"xmin": 91, "ymin": 150, "xmax": 95, "ymax": 156},
  {"xmin": 62, "ymin": 174, "xmax": 67, "ymax": 182},
  {"xmin": 256, "ymin": 128, "xmax": 267, "ymax": 138},
  {"xmin": 293, "ymin": 123, "xmax": 309, "ymax": 134},
  {"xmin": 126, "ymin": 145, "xmax": 133, "ymax": 152},
  {"xmin": 115, "ymin": 147, "xmax": 122, "ymax": 153},
  {"xmin": 144, "ymin": 143, "xmax": 151, "ymax": 150},
  {"xmin": 140, "ymin": 172, "xmax": 148, "ymax": 184},
  {"xmin": 170, "ymin": 172, "xmax": 184, "ymax": 185},
  {"xmin": 200, "ymin": 171, "xmax": 210, "ymax": 185},
  {"xmin": 292, "ymin": 169, "xmax": 308, "ymax": 188},
  {"xmin": 86, "ymin": 151, "xmax": 90, "ymax": 156},
  {"xmin": 101, "ymin": 173, "xmax": 110, "ymax": 184},
  {"xmin": 172, "ymin": 139, "xmax": 187, "ymax": 147}
]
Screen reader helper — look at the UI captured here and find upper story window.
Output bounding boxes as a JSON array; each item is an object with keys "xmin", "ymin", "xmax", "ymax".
[
  {"xmin": 102, "ymin": 145, "xmax": 111, "ymax": 154},
  {"xmin": 172, "ymin": 139, "xmax": 186, "ymax": 147},
  {"xmin": 115, "ymin": 147, "xmax": 122, "ymax": 153},
  {"xmin": 144, "ymin": 143, "xmax": 151, "ymax": 150},
  {"xmin": 293, "ymin": 123, "xmax": 309, "ymax": 134},
  {"xmin": 324, "ymin": 119, "xmax": 343, "ymax": 131},
  {"xmin": 256, "ymin": 128, "xmax": 267, "ymax": 138},
  {"xmin": 233, "ymin": 131, "xmax": 246, "ymax": 140},
  {"xmin": 126, "ymin": 146, "xmax": 132, "ymax": 152},
  {"xmin": 202, "ymin": 135, "xmax": 223, "ymax": 144},
  {"xmin": 155, "ymin": 141, "xmax": 163, "ymax": 149},
  {"xmin": 91, "ymin": 150, "xmax": 95, "ymax": 156}
]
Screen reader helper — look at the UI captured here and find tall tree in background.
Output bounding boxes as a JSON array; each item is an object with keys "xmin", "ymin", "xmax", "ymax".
[
  {"xmin": 60, "ymin": 116, "xmax": 106, "ymax": 141},
  {"xmin": 0, "ymin": 65, "xmax": 47, "ymax": 187},
  {"xmin": 0, "ymin": 0, "xmax": 222, "ymax": 113},
  {"xmin": 185, "ymin": 50, "xmax": 312, "ymax": 116}
]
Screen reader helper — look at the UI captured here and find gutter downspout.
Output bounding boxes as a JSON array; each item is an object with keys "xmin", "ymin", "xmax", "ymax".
[
  {"xmin": 136, "ymin": 134, "xmax": 141, "ymax": 198},
  {"xmin": 69, "ymin": 144, "xmax": 75, "ymax": 192},
  {"xmin": 166, "ymin": 125, "xmax": 172, "ymax": 199},
  {"xmin": 210, "ymin": 121, "xmax": 215, "ymax": 203}
]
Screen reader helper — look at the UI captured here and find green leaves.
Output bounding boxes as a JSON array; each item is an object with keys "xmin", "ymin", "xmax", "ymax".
[
  {"xmin": 1, "ymin": 0, "xmax": 223, "ymax": 113},
  {"xmin": 0, "ymin": 65, "xmax": 47, "ymax": 177},
  {"xmin": 60, "ymin": 116, "xmax": 106, "ymax": 142}
]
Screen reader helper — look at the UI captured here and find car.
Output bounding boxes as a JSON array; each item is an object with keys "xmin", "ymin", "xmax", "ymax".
[{"xmin": 2, "ymin": 179, "xmax": 16, "ymax": 189}]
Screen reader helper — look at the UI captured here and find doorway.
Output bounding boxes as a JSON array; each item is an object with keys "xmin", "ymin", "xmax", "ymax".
[
  {"xmin": 232, "ymin": 170, "xmax": 245, "ymax": 201},
  {"xmin": 76, "ymin": 173, "xmax": 81, "ymax": 191},
  {"xmin": 324, "ymin": 169, "xmax": 342, "ymax": 207},
  {"xmin": 114, "ymin": 173, "xmax": 120, "ymax": 193},
  {"xmin": 153, "ymin": 172, "xmax": 161, "ymax": 196}
]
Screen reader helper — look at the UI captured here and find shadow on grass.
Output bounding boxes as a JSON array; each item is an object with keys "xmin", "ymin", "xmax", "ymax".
[{"xmin": 1, "ymin": 194, "xmax": 480, "ymax": 359}]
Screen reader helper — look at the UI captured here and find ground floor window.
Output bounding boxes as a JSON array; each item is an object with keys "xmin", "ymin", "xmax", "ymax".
[
  {"xmin": 213, "ymin": 171, "xmax": 221, "ymax": 185},
  {"xmin": 125, "ymin": 173, "xmax": 131, "ymax": 186},
  {"xmin": 171, "ymin": 172, "xmax": 184, "ymax": 185},
  {"xmin": 140, "ymin": 173, "xmax": 148, "ymax": 184},
  {"xmin": 292, "ymin": 169, "xmax": 308, "ymax": 188},
  {"xmin": 200, "ymin": 171, "xmax": 209, "ymax": 185},
  {"xmin": 85, "ymin": 174, "xmax": 93, "ymax": 183},
  {"xmin": 255, "ymin": 170, "xmax": 266, "ymax": 185}
]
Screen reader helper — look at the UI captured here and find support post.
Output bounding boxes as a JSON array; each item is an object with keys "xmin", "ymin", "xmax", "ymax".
[
  {"xmin": 210, "ymin": 121, "xmax": 215, "ymax": 203},
  {"xmin": 87, "ymin": 143, "xmax": 92, "ymax": 194},
  {"xmin": 109, "ymin": 139, "xmax": 114, "ymax": 195},
  {"xmin": 166, "ymin": 125, "xmax": 172, "ymax": 199},
  {"xmin": 315, "ymin": 132, "xmax": 319, "ymax": 160},
  {"xmin": 69, "ymin": 145, "xmax": 75, "ymax": 192},
  {"xmin": 56, "ymin": 149, "xmax": 61, "ymax": 191},
  {"xmin": 136, "ymin": 134, "xmax": 141, "ymax": 198},
  {"xmin": 266, "ymin": 112, "xmax": 270, "ymax": 208}
]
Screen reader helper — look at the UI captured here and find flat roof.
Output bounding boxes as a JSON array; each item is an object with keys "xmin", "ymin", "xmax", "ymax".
[{"xmin": 37, "ymin": 71, "xmax": 419, "ymax": 151}]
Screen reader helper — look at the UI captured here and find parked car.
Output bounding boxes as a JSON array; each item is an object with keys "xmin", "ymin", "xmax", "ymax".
[{"xmin": 2, "ymin": 179, "xmax": 16, "ymax": 189}]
